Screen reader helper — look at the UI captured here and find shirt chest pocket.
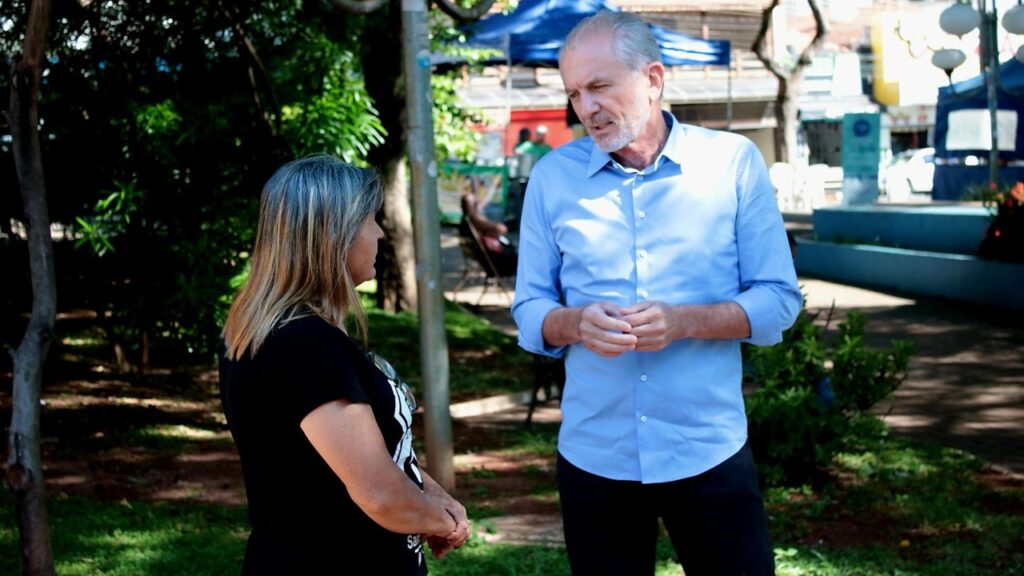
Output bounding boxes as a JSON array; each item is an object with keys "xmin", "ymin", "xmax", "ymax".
[
  {"xmin": 645, "ymin": 197, "xmax": 740, "ymax": 297},
  {"xmin": 556, "ymin": 214, "xmax": 636, "ymax": 295}
]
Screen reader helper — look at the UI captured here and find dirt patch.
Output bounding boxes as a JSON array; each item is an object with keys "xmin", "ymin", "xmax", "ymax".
[{"xmin": 2, "ymin": 369, "xmax": 556, "ymax": 518}]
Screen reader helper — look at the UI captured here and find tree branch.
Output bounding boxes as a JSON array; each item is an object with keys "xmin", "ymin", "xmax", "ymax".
[
  {"xmin": 751, "ymin": 0, "xmax": 827, "ymax": 163},
  {"xmin": 797, "ymin": 0, "xmax": 829, "ymax": 68},
  {"xmin": 328, "ymin": 0, "xmax": 388, "ymax": 14},
  {"xmin": 218, "ymin": 0, "xmax": 282, "ymax": 136},
  {"xmin": 433, "ymin": 0, "xmax": 496, "ymax": 22},
  {"xmin": 751, "ymin": 0, "xmax": 788, "ymax": 82}
]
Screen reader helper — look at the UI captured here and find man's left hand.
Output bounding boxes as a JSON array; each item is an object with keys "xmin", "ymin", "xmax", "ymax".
[{"xmin": 619, "ymin": 301, "xmax": 684, "ymax": 352}]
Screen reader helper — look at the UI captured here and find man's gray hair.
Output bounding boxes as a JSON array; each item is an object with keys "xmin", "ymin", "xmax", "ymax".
[{"xmin": 561, "ymin": 11, "xmax": 662, "ymax": 71}]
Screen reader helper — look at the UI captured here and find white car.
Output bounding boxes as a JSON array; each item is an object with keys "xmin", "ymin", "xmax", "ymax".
[{"xmin": 883, "ymin": 147, "xmax": 935, "ymax": 200}]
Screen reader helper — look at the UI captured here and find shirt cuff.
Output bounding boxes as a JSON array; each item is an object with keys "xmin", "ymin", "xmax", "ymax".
[
  {"xmin": 732, "ymin": 288, "xmax": 783, "ymax": 346},
  {"xmin": 515, "ymin": 299, "xmax": 569, "ymax": 358}
]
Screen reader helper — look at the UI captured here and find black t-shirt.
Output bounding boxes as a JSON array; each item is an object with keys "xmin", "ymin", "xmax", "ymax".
[{"xmin": 220, "ymin": 314, "xmax": 426, "ymax": 575}]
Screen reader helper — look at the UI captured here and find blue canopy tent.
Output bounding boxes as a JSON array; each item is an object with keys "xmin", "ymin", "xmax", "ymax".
[
  {"xmin": 933, "ymin": 58, "xmax": 1024, "ymax": 200},
  {"xmin": 462, "ymin": 0, "xmax": 730, "ymax": 67}
]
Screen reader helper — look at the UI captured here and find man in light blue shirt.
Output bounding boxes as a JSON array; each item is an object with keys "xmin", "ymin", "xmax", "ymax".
[{"xmin": 512, "ymin": 11, "xmax": 801, "ymax": 576}]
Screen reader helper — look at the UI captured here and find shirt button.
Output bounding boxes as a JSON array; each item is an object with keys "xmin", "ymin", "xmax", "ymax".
[
  {"xmin": 638, "ymin": 290, "xmax": 648, "ymax": 299},
  {"xmin": 640, "ymin": 374, "xmax": 648, "ymax": 382},
  {"xmin": 638, "ymin": 210, "xmax": 646, "ymax": 219},
  {"xmin": 640, "ymin": 415, "xmax": 648, "ymax": 423},
  {"xmin": 638, "ymin": 250, "xmax": 647, "ymax": 260}
]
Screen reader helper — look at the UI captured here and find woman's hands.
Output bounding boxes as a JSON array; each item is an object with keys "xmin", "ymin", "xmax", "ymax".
[
  {"xmin": 300, "ymin": 401, "xmax": 473, "ymax": 560},
  {"xmin": 422, "ymin": 472, "xmax": 471, "ymax": 560}
]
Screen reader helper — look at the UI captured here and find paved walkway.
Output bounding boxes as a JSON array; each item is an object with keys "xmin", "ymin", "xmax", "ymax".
[{"xmin": 441, "ymin": 226, "xmax": 1024, "ymax": 544}]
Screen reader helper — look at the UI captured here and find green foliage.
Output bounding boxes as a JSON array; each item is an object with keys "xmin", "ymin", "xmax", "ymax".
[
  {"xmin": 428, "ymin": 6, "xmax": 498, "ymax": 162},
  {"xmin": 830, "ymin": 313, "xmax": 914, "ymax": 414},
  {"xmin": 745, "ymin": 309, "xmax": 913, "ymax": 486},
  {"xmin": 0, "ymin": 0, "xmax": 390, "ymax": 363},
  {"xmin": 501, "ymin": 427, "xmax": 560, "ymax": 458},
  {"xmin": 280, "ymin": 33, "xmax": 386, "ymax": 164},
  {"xmin": 966, "ymin": 181, "xmax": 1024, "ymax": 263},
  {"xmin": 433, "ymin": 73, "xmax": 483, "ymax": 161},
  {"xmin": 74, "ymin": 180, "xmax": 144, "ymax": 257}
]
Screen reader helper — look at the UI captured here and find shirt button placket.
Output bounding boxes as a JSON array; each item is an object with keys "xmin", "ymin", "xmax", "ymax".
[{"xmin": 635, "ymin": 178, "xmax": 647, "ymax": 303}]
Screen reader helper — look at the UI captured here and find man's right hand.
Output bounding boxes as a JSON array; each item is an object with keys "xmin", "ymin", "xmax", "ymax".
[{"xmin": 578, "ymin": 302, "xmax": 638, "ymax": 357}]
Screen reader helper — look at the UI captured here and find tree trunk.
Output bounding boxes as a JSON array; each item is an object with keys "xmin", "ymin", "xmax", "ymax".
[
  {"xmin": 375, "ymin": 158, "xmax": 419, "ymax": 312},
  {"xmin": 5, "ymin": 0, "xmax": 57, "ymax": 574},
  {"xmin": 752, "ymin": 0, "xmax": 828, "ymax": 165},
  {"xmin": 772, "ymin": 75, "xmax": 802, "ymax": 165},
  {"xmin": 362, "ymin": 1, "xmax": 418, "ymax": 313}
]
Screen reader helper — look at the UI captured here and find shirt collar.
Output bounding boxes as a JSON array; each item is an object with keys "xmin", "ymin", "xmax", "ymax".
[{"xmin": 585, "ymin": 110, "xmax": 685, "ymax": 178}]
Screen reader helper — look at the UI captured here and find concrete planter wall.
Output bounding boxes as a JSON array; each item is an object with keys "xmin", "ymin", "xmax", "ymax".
[
  {"xmin": 810, "ymin": 205, "xmax": 990, "ymax": 255},
  {"xmin": 795, "ymin": 240, "xmax": 1024, "ymax": 309},
  {"xmin": 793, "ymin": 205, "xmax": 1023, "ymax": 309}
]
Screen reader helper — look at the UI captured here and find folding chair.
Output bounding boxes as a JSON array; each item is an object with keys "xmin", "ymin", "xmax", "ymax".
[
  {"xmin": 450, "ymin": 215, "xmax": 515, "ymax": 307},
  {"xmin": 525, "ymin": 354, "xmax": 564, "ymax": 427}
]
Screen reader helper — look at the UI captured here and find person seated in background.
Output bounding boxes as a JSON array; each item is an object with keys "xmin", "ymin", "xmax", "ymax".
[{"xmin": 460, "ymin": 192, "xmax": 518, "ymax": 277}]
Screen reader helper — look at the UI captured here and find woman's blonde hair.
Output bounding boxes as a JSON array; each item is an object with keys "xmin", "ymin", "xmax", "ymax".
[{"xmin": 223, "ymin": 155, "xmax": 383, "ymax": 360}]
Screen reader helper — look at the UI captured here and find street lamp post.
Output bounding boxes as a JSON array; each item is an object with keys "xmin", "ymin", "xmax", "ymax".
[{"xmin": 933, "ymin": 0, "xmax": 1024, "ymax": 187}]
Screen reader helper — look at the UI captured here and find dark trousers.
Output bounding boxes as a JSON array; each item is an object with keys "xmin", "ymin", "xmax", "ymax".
[{"xmin": 556, "ymin": 444, "xmax": 774, "ymax": 576}]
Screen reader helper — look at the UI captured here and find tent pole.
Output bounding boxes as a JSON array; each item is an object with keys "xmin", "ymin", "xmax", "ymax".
[
  {"xmin": 981, "ymin": 0, "xmax": 1000, "ymax": 187},
  {"xmin": 506, "ymin": 33, "xmax": 513, "ymax": 145},
  {"xmin": 726, "ymin": 50, "xmax": 733, "ymax": 131}
]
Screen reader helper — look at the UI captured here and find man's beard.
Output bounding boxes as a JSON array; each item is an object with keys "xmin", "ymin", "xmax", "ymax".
[
  {"xmin": 590, "ymin": 99, "xmax": 646, "ymax": 153},
  {"xmin": 593, "ymin": 119, "xmax": 638, "ymax": 153}
]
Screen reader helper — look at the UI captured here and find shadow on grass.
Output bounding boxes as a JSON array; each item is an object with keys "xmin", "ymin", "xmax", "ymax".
[{"xmin": 0, "ymin": 491, "xmax": 248, "ymax": 576}]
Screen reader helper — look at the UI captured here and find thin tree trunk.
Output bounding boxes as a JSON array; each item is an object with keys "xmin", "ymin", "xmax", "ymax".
[
  {"xmin": 362, "ymin": 1, "xmax": 417, "ymax": 313},
  {"xmin": 5, "ymin": 0, "xmax": 57, "ymax": 574},
  {"xmin": 375, "ymin": 158, "xmax": 418, "ymax": 312},
  {"xmin": 752, "ymin": 0, "xmax": 827, "ymax": 165}
]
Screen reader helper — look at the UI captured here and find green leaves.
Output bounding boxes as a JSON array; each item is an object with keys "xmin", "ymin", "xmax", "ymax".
[
  {"xmin": 745, "ymin": 307, "xmax": 913, "ymax": 487},
  {"xmin": 432, "ymin": 73, "xmax": 483, "ymax": 162},
  {"xmin": 280, "ymin": 34, "xmax": 386, "ymax": 165},
  {"xmin": 831, "ymin": 311, "xmax": 914, "ymax": 414},
  {"xmin": 74, "ymin": 180, "xmax": 143, "ymax": 257}
]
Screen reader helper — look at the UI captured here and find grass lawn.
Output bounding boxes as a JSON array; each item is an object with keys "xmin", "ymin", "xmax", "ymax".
[
  {"xmin": 1, "ymin": 299, "xmax": 1021, "ymax": 575},
  {"xmin": 2, "ymin": 428, "xmax": 1020, "ymax": 575},
  {"xmin": 362, "ymin": 295, "xmax": 536, "ymax": 402}
]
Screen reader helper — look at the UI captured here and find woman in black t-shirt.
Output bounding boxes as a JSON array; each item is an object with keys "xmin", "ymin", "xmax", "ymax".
[{"xmin": 220, "ymin": 156, "xmax": 470, "ymax": 575}]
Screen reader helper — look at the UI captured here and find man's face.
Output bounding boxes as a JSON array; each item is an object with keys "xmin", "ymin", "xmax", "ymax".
[{"xmin": 560, "ymin": 32, "xmax": 657, "ymax": 153}]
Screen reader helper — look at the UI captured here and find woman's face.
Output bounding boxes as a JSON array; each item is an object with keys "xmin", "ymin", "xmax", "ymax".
[{"xmin": 347, "ymin": 214, "xmax": 384, "ymax": 286}]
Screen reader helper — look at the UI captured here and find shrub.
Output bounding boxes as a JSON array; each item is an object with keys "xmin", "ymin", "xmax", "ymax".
[
  {"xmin": 965, "ymin": 181, "xmax": 1024, "ymax": 263},
  {"xmin": 744, "ymin": 308, "xmax": 912, "ymax": 487}
]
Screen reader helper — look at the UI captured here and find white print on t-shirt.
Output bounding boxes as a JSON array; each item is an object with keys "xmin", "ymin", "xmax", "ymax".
[
  {"xmin": 386, "ymin": 375, "xmax": 425, "ymax": 566},
  {"xmin": 407, "ymin": 534, "xmax": 424, "ymax": 565},
  {"xmin": 386, "ymin": 374, "xmax": 423, "ymax": 485}
]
